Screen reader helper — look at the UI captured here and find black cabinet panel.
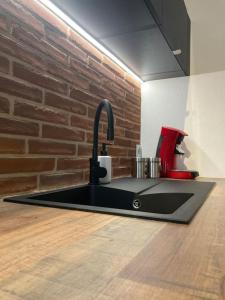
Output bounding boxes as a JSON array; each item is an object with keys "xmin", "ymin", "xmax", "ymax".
[
  {"xmin": 52, "ymin": 0, "xmax": 155, "ymax": 39},
  {"xmin": 101, "ymin": 28, "xmax": 182, "ymax": 77},
  {"xmin": 160, "ymin": 0, "xmax": 190, "ymax": 75}
]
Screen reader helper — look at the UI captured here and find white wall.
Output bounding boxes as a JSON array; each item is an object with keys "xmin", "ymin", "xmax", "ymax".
[
  {"xmin": 184, "ymin": 0, "xmax": 225, "ymax": 75},
  {"xmin": 141, "ymin": 71, "xmax": 225, "ymax": 178}
]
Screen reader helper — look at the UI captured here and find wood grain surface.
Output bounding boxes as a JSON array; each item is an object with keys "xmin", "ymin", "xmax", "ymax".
[{"xmin": 0, "ymin": 179, "xmax": 224, "ymax": 300}]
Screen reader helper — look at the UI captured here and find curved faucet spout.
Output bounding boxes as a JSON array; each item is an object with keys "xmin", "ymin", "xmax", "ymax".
[
  {"xmin": 89, "ymin": 99, "xmax": 114, "ymax": 185},
  {"xmin": 93, "ymin": 99, "xmax": 114, "ymax": 162}
]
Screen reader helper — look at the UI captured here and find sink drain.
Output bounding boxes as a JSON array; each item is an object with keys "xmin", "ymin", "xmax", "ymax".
[{"xmin": 133, "ymin": 199, "xmax": 141, "ymax": 209}]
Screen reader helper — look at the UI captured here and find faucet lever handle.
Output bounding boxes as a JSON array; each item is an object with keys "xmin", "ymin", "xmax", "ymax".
[
  {"xmin": 97, "ymin": 166, "xmax": 107, "ymax": 178},
  {"xmin": 89, "ymin": 159, "xmax": 107, "ymax": 184}
]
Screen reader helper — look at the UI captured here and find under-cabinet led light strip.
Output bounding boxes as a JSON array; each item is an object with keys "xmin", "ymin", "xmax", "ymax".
[{"xmin": 37, "ymin": 0, "xmax": 143, "ymax": 83}]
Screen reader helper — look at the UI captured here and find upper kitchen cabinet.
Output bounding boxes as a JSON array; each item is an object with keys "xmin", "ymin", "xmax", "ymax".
[
  {"xmin": 160, "ymin": 0, "xmax": 191, "ymax": 75},
  {"xmin": 145, "ymin": 0, "xmax": 190, "ymax": 76},
  {"xmin": 52, "ymin": 0, "xmax": 190, "ymax": 81}
]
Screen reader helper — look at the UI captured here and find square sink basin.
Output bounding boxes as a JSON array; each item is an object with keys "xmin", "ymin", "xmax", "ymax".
[{"xmin": 4, "ymin": 178, "xmax": 215, "ymax": 223}]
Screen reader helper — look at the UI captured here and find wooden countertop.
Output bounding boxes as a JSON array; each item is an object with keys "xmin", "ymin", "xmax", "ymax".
[{"xmin": 0, "ymin": 179, "xmax": 225, "ymax": 300}]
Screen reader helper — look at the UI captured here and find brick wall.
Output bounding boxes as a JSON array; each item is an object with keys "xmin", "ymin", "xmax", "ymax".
[{"xmin": 0, "ymin": 0, "xmax": 141, "ymax": 196}]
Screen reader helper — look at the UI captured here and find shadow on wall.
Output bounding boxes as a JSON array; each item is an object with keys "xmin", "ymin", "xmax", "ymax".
[
  {"xmin": 184, "ymin": 72, "xmax": 225, "ymax": 178},
  {"xmin": 197, "ymin": 146, "xmax": 225, "ymax": 178},
  {"xmin": 185, "ymin": 139, "xmax": 224, "ymax": 178},
  {"xmin": 141, "ymin": 76, "xmax": 190, "ymax": 157},
  {"xmin": 184, "ymin": 0, "xmax": 225, "ymax": 75}
]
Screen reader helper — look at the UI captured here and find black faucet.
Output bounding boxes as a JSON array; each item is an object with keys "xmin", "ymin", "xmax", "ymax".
[{"xmin": 89, "ymin": 99, "xmax": 114, "ymax": 185}]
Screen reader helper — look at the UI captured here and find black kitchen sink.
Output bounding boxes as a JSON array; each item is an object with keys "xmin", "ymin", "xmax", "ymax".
[{"xmin": 4, "ymin": 178, "xmax": 215, "ymax": 223}]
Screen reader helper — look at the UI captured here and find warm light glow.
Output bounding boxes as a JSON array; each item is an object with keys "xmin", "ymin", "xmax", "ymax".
[{"xmin": 37, "ymin": 0, "xmax": 143, "ymax": 83}]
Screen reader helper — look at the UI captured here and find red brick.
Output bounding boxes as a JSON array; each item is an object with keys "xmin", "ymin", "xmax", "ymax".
[
  {"xmin": 46, "ymin": 27, "xmax": 87, "ymax": 63},
  {"xmin": 29, "ymin": 140, "xmax": 76, "ymax": 155},
  {"xmin": 70, "ymin": 58, "xmax": 101, "ymax": 84},
  {"xmin": 70, "ymin": 88, "xmax": 100, "ymax": 107},
  {"xmin": 96, "ymin": 121, "xmax": 106, "ymax": 135},
  {"xmin": 123, "ymin": 99, "xmax": 140, "ymax": 115},
  {"xmin": 134, "ymin": 87, "xmax": 141, "ymax": 97},
  {"xmin": 0, "ymin": 176, "xmax": 37, "ymax": 196},
  {"xmin": 17, "ymin": 0, "xmax": 68, "ymax": 35},
  {"xmin": 0, "ymin": 0, "xmax": 44, "ymax": 35},
  {"xmin": 0, "ymin": 137, "xmax": 25, "ymax": 154},
  {"xmin": 40, "ymin": 171, "xmax": 83, "ymax": 190},
  {"xmin": 0, "ymin": 14, "xmax": 8, "ymax": 31},
  {"xmin": 125, "ymin": 73, "xmax": 141, "ymax": 88},
  {"xmin": 42, "ymin": 124, "xmax": 85, "ymax": 142},
  {"xmin": 111, "ymin": 104, "xmax": 125, "ymax": 118},
  {"xmin": 86, "ymin": 132, "xmax": 103, "ymax": 144},
  {"xmin": 0, "ymin": 157, "xmax": 55, "ymax": 174},
  {"xmin": 112, "ymin": 95, "xmax": 125, "ymax": 109},
  {"xmin": 115, "ymin": 127, "xmax": 125, "ymax": 137},
  {"xmin": 89, "ymin": 57, "xmax": 115, "ymax": 80},
  {"xmin": 113, "ymin": 167, "xmax": 131, "ymax": 177},
  {"xmin": 125, "ymin": 130, "xmax": 140, "ymax": 140},
  {"xmin": 86, "ymin": 132, "xmax": 107, "ymax": 144},
  {"xmin": 0, "ymin": 117, "xmax": 39, "ymax": 136},
  {"xmin": 116, "ymin": 118, "xmax": 140, "ymax": 132},
  {"xmin": 109, "ymin": 146, "xmax": 128, "ymax": 157},
  {"xmin": 71, "ymin": 115, "xmax": 93, "ymax": 131},
  {"xmin": 114, "ymin": 76, "xmax": 134, "ymax": 93},
  {"xmin": 112, "ymin": 157, "xmax": 120, "ymax": 167},
  {"xmin": 88, "ymin": 106, "xmax": 107, "ymax": 122},
  {"xmin": 57, "ymin": 158, "xmax": 89, "ymax": 171},
  {"xmin": 119, "ymin": 157, "xmax": 133, "ymax": 167},
  {"xmin": 45, "ymin": 92, "xmax": 87, "ymax": 115},
  {"xmin": 13, "ymin": 63, "xmax": 67, "ymax": 95},
  {"xmin": 14, "ymin": 101, "xmax": 69, "ymax": 125},
  {"xmin": 102, "ymin": 79, "xmax": 125, "ymax": 98},
  {"xmin": 77, "ymin": 144, "xmax": 92, "ymax": 157},
  {"xmin": 0, "ymin": 55, "xmax": 9, "ymax": 74},
  {"xmin": 125, "ymin": 92, "xmax": 141, "ymax": 106},
  {"xmin": 12, "ymin": 25, "xmax": 67, "ymax": 65},
  {"xmin": 46, "ymin": 60, "xmax": 89, "ymax": 90},
  {"xmin": 72, "ymin": 74, "xmax": 90, "ymax": 90},
  {"xmin": 0, "ymin": 34, "xmax": 46, "ymax": 71},
  {"xmin": 89, "ymin": 83, "xmax": 112, "ymax": 100},
  {"xmin": 69, "ymin": 29, "xmax": 103, "ymax": 62},
  {"xmin": 46, "ymin": 61, "xmax": 75, "ymax": 84},
  {"xmin": 0, "ymin": 75, "xmax": 42, "ymax": 102},
  {"xmin": 128, "ymin": 149, "xmax": 136, "ymax": 157},
  {"xmin": 102, "ymin": 56, "xmax": 125, "ymax": 78},
  {"xmin": 83, "ymin": 169, "xmax": 90, "ymax": 182},
  {"xmin": 124, "ymin": 111, "xmax": 140, "ymax": 124},
  {"xmin": 102, "ymin": 124, "xmax": 125, "ymax": 137},
  {"xmin": 0, "ymin": 96, "xmax": 10, "ymax": 113},
  {"xmin": 87, "ymin": 106, "xmax": 97, "ymax": 119},
  {"xmin": 115, "ymin": 137, "xmax": 136, "ymax": 148}
]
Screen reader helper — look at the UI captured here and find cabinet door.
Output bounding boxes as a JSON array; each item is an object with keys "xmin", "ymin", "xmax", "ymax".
[{"xmin": 161, "ymin": 0, "xmax": 190, "ymax": 75}]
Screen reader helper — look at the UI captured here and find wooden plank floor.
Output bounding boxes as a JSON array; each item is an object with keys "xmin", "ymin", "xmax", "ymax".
[{"xmin": 0, "ymin": 179, "xmax": 225, "ymax": 300}]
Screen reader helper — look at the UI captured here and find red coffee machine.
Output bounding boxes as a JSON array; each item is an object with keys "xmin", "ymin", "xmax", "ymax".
[{"xmin": 156, "ymin": 126, "xmax": 199, "ymax": 179}]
